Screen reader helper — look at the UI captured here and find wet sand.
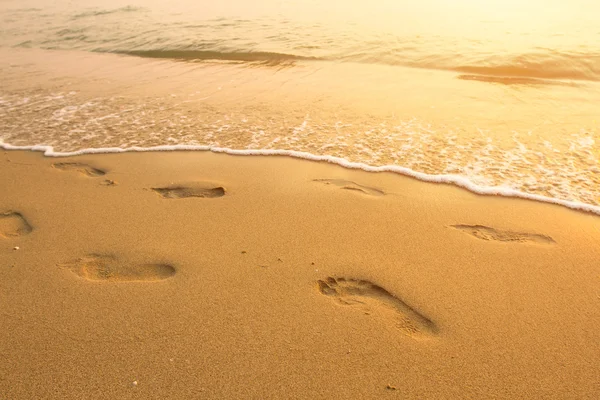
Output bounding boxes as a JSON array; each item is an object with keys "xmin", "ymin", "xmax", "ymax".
[
  {"xmin": 2, "ymin": 47, "xmax": 600, "ymax": 208},
  {"xmin": 1, "ymin": 150, "xmax": 599, "ymax": 399}
]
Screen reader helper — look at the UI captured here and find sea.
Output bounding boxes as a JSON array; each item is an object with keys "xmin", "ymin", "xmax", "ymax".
[{"xmin": 1, "ymin": 0, "xmax": 599, "ymax": 213}]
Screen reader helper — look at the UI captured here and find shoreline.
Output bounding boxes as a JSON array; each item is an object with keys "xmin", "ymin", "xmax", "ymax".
[
  {"xmin": 2, "ymin": 47, "xmax": 599, "ymax": 212},
  {"xmin": 1, "ymin": 149, "xmax": 599, "ymax": 399},
  {"xmin": 2, "ymin": 142, "xmax": 600, "ymax": 216}
]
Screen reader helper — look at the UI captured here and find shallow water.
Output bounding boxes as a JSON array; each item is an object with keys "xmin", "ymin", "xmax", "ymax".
[{"xmin": 1, "ymin": 0, "xmax": 599, "ymax": 210}]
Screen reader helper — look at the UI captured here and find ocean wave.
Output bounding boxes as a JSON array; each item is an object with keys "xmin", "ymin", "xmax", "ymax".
[
  {"xmin": 4, "ymin": 7, "xmax": 599, "ymax": 83},
  {"xmin": 72, "ymin": 6, "xmax": 144, "ymax": 20},
  {"xmin": 456, "ymin": 74, "xmax": 580, "ymax": 86},
  {"xmin": 108, "ymin": 47, "xmax": 600, "ymax": 83},
  {"xmin": 2, "ymin": 141, "xmax": 599, "ymax": 216},
  {"xmin": 110, "ymin": 49, "xmax": 321, "ymax": 63},
  {"xmin": 448, "ymin": 54, "xmax": 600, "ymax": 82},
  {"xmin": 341, "ymin": 50, "xmax": 600, "ymax": 82}
]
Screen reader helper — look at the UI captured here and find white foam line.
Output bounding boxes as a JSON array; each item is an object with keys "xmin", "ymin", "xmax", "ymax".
[{"xmin": 2, "ymin": 141, "xmax": 600, "ymax": 216}]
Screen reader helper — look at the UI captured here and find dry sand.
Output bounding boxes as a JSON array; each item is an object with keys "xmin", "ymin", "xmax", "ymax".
[{"xmin": 1, "ymin": 149, "xmax": 599, "ymax": 399}]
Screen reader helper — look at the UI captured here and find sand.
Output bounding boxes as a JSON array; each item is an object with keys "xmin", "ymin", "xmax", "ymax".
[{"xmin": 0, "ymin": 149, "xmax": 599, "ymax": 399}]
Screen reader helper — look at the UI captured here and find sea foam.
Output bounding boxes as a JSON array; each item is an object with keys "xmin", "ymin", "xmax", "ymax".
[{"xmin": 2, "ymin": 140, "xmax": 599, "ymax": 216}]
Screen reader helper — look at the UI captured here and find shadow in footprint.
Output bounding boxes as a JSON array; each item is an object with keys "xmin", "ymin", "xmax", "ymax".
[
  {"xmin": 53, "ymin": 162, "xmax": 106, "ymax": 177},
  {"xmin": 451, "ymin": 224, "xmax": 555, "ymax": 244},
  {"xmin": 0, "ymin": 211, "xmax": 33, "ymax": 238},
  {"xmin": 152, "ymin": 184, "xmax": 225, "ymax": 199},
  {"xmin": 314, "ymin": 179, "xmax": 385, "ymax": 196},
  {"xmin": 317, "ymin": 277, "xmax": 437, "ymax": 338},
  {"xmin": 62, "ymin": 254, "xmax": 176, "ymax": 282}
]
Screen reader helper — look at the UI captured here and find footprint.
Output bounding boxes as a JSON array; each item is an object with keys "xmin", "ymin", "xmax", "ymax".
[
  {"xmin": 62, "ymin": 254, "xmax": 176, "ymax": 282},
  {"xmin": 314, "ymin": 179, "xmax": 384, "ymax": 196},
  {"xmin": 0, "ymin": 211, "xmax": 33, "ymax": 238},
  {"xmin": 53, "ymin": 162, "xmax": 106, "ymax": 177},
  {"xmin": 101, "ymin": 179, "xmax": 117, "ymax": 186},
  {"xmin": 151, "ymin": 184, "xmax": 225, "ymax": 199},
  {"xmin": 317, "ymin": 277, "xmax": 437, "ymax": 338},
  {"xmin": 451, "ymin": 224, "xmax": 555, "ymax": 244}
]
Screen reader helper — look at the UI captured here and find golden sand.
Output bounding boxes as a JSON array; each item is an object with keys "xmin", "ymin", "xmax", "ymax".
[{"xmin": 1, "ymin": 150, "xmax": 599, "ymax": 399}]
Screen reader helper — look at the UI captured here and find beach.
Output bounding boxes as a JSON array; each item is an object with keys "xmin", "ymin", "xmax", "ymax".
[
  {"xmin": 2, "ymin": 0, "xmax": 600, "ymax": 398},
  {"xmin": 1, "ymin": 149, "xmax": 599, "ymax": 399}
]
